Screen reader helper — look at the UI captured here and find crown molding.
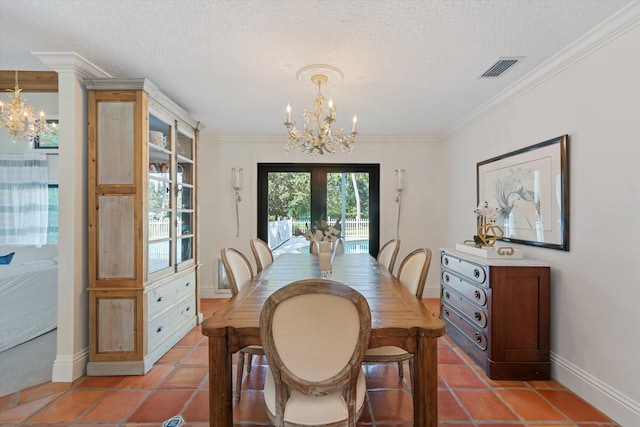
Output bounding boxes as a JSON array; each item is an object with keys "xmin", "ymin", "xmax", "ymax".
[
  {"xmin": 442, "ymin": 1, "xmax": 640, "ymax": 139},
  {"xmin": 32, "ymin": 52, "xmax": 111, "ymax": 79}
]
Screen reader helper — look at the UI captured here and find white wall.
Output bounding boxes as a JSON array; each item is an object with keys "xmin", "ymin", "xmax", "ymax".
[
  {"xmin": 441, "ymin": 16, "xmax": 640, "ymax": 427},
  {"xmin": 197, "ymin": 135, "xmax": 445, "ymax": 298}
]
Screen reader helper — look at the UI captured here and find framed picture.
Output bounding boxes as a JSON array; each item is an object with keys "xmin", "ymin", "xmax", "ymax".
[
  {"xmin": 476, "ymin": 135, "xmax": 569, "ymax": 251},
  {"xmin": 33, "ymin": 116, "xmax": 59, "ymax": 149}
]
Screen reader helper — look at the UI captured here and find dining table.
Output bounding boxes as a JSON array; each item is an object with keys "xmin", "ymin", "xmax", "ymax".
[{"xmin": 201, "ymin": 252, "xmax": 445, "ymax": 427}]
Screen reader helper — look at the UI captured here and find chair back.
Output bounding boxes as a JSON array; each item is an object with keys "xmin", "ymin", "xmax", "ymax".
[
  {"xmin": 220, "ymin": 247, "xmax": 254, "ymax": 296},
  {"xmin": 377, "ymin": 239, "xmax": 400, "ymax": 273},
  {"xmin": 250, "ymin": 238, "xmax": 274, "ymax": 273},
  {"xmin": 397, "ymin": 248, "xmax": 432, "ymax": 299},
  {"xmin": 260, "ymin": 279, "xmax": 371, "ymax": 427}
]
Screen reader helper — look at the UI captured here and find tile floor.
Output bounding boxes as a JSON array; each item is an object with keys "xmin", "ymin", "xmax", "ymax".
[{"xmin": 0, "ymin": 298, "xmax": 620, "ymax": 427}]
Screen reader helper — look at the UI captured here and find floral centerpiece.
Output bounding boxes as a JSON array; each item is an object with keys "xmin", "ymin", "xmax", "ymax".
[
  {"xmin": 473, "ymin": 201, "xmax": 503, "ymax": 247},
  {"xmin": 294, "ymin": 215, "xmax": 341, "ymax": 242}
]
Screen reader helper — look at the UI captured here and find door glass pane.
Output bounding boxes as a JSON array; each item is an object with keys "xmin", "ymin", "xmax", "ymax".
[
  {"xmin": 267, "ymin": 172, "xmax": 310, "ymax": 250},
  {"xmin": 327, "ymin": 172, "xmax": 369, "ymax": 253},
  {"xmin": 149, "ymin": 241, "xmax": 170, "ymax": 273}
]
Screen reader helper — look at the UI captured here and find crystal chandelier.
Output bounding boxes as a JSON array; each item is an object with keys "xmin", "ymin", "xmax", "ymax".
[
  {"xmin": 284, "ymin": 65, "xmax": 357, "ymax": 156},
  {"xmin": 0, "ymin": 71, "xmax": 56, "ymax": 144}
]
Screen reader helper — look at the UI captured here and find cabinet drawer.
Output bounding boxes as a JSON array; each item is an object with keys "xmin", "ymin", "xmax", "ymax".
[
  {"xmin": 441, "ymin": 271, "xmax": 487, "ymax": 306},
  {"xmin": 441, "ymin": 302, "xmax": 488, "ymax": 351},
  {"xmin": 441, "ymin": 286, "xmax": 488, "ymax": 328},
  {"xmin": 441, "ymin": 252, "xmax": 487, "ymax": 285},
  {"xmin": 147, "ymin": 271, "xmax": 196, "ymax": 320}
]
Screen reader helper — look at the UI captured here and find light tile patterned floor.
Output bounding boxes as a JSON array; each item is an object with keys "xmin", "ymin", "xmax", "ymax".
[{"xmin": 0, "ymin": 298, "xmax": 620, "ymax": 426}]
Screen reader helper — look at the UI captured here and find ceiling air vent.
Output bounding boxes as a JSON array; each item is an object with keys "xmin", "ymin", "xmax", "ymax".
[{"xmin": 479, "ymin": 57, "xmax": 523, "ymax": 78}]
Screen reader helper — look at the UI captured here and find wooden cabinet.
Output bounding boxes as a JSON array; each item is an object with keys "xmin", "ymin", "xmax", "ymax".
[
  {"xmin": 87, "ymin": 78, "xmax": 201, "ymax": 375},
  {"xmin": 440, "ymin": 249, "xmax": 550, "ymax": 380}
]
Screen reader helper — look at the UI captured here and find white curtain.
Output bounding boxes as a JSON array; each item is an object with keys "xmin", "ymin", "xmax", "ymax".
[{"xmin": 0, "ymin": 153, "xmax": 49, "ymax": 245}]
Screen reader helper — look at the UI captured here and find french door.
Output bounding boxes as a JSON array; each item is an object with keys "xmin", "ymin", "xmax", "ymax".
[{"xmin": 257, "ymin": 163, "xmax": 380, "ymax": 256}]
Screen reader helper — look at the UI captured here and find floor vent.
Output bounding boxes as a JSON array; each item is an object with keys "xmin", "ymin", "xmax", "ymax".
[{"xmin": 479, "ymin": 57, "xmax": 523, "ymax": 78}]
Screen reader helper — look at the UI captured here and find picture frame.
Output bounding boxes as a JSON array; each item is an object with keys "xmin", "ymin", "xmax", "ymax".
[
  {"xmin": 476, "ymin": 135, "xmax": 569, "ymax": 251},
  {"xmin": 33, "ymin": 116, "xmax": 59, "ymax": 149}
]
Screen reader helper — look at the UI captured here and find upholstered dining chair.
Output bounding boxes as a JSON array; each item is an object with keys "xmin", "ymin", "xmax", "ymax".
[
  {"xmin": 364, "ymin": 247, "xmax": 432, "ymax": 382},
  {"xmin": 250, "ymin": 237, "xmax": 274, "ymax": 273},
  {"xmin": 220, "ymin": 247, "xmax": 264, "ymax": 404},
  {"xmin": 260, "ymin": 279, "xmax": 372, "ymax": 427},
  {"xmin": 377, "ymin": 238, "xmax": 400, "ymax": 274}
]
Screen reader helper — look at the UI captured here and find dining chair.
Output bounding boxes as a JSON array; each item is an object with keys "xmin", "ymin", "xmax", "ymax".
[
  {"xmin": 364, "ymin": 247, "xmax": 432, "ymax": 382},
  {"xmin": 250, "ymin": 237, "xmax": 274, "ymax": 273},
  {"xmin": 260, "ymin": 279, "xmax": 372, "ymax": 427},
  {"xmin": 220, "ymin": 247, "xmax": 264, "ymax": 404},
  {"xmin": 377, "ymin": 238, "xmax": 400, "ymax": 274}
]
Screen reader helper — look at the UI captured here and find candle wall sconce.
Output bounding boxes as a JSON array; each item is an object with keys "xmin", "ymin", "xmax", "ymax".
[
  {"xmin": 232, "ymin": 167, "xmax": 243, "ymax": 237},
  {"xmin": 394, "ymin": 169, "xmax": 406, "ymax": 238}
]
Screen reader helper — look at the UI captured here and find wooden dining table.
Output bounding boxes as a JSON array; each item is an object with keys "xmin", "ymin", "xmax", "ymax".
[{"xmin": 201, "ymin": 252, "xmax": 445, "ymax": 427}]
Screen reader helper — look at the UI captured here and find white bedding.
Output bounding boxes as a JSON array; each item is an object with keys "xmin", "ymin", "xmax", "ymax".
[{"xmin": 0, "ymin": 260, "xmax": 58, "ymax": 352}]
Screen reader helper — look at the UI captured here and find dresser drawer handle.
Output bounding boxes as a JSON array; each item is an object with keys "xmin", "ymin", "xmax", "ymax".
[
  {"xmin": 442, "ymin": 308, "xmax": 450, "ymax": 317},
  {"xmin": 474, "ymin": 312, "xmax": 481, "ymax": 321},
  {"xmin": 445, "ymin": 274, "xmax": 450, "ymax": 283},
  {"xmin": 156, "ymin": 326, "xmax": 164, "ymax": 333},
  {"xmin": 185, "ymin": 306, "xmax": 191, "ymax": 312},
  {"xmin": 444, "ymin": 291, "xmax": 450, "ymax": 300},
  {"xmin": 185, "ymin": 281, "xmax": 191, "ymax": 287},
  {"xmin": 444, "ymin": 257, "xmax": 449, "ymax": 266},
  {"xmin": 474, "ymin": 290, "xmax": 481, "ymax": 300},
  {"xmin": 474, "ymin": 269, "xmax": 480, "ymax": 278},
  {"xmin": 474, "ymin": 332, "xmax": 482, "ymax": 343},
  {"xmin": 156, "ymin": 296, "xmax": 163, "ymax": 302}
]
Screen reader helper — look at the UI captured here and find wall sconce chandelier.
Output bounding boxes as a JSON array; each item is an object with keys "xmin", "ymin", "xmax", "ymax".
[
  {"xmin": 0, "ymin": 71, "xmax": 56, "ymax": 144},
  {"xmin": 232, "ymin": 167, "xmax": 243, "ymax": 237},
  {"xmin": 394, "ymin": 169, "xmax": 406, "ymax": 239},
  {"xmin": 284, "ymin": 64, "xmax": 357, "ymax": 156}
]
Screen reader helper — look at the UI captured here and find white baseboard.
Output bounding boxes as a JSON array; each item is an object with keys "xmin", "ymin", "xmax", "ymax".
[
  {"xmin": 551, "ymin": 351, "xmax": 640, "ymax": 426},
  {"xmin": 423, "ymin": 284, "xmax": 440, "ymax": 299},
  {"xmin": 52, "ymin": 346, "xmax": 89, "ymax": 383}
]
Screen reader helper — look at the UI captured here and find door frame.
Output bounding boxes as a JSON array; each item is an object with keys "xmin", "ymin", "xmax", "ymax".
[{"xmin": 257, "ymin": 163, "xmax": 380, "ymax": 256}]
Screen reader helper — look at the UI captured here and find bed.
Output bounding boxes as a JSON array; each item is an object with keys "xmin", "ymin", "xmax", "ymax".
[{"xmin": 0, "ymin": 245, "xmax": 58, "ymax": 353}]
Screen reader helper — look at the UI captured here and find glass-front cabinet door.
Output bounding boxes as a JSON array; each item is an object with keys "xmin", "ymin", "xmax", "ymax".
[
  {"xmin": 176, "ymin": 125, "xmax": 195, "ymax": 267},
  {"xmin": 148, "ymin": 110, "xmax": 174, "ymax": 275}
]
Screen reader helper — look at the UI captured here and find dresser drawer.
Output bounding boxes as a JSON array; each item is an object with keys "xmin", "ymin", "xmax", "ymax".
[
  {"xmin": 147, "ymin": 293, "xmax": 195, "ymax": 352},
  {"xmin": 441, "ymin": 252, "xmax": 487, "ymax": 285},
  {"xmin": 441, "ymin": 286, "xmax": 488, "ymax": 328},
  {"xmin": 441, "ymin": 302, "xmax": 488, "ymax": 351},
  {"xmin": 441, "ymin": 270, "xmax": 488, "ymax": 306},
  {"xmin": 147, "ymin": 271, "xmax": 196, "ymax": 320}
]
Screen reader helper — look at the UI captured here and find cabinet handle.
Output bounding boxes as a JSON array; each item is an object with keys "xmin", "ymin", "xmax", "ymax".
[
  {"xmin": 474, "ymin": 290, "xmax": 481, "ymax": 300},
  {"xmin": 444, "ymin": 257, "xmax": 449, "ymax": 266},
  {"xmin": 474, "ymin": 332, "xmax": 482, "ymax": 343},
  {"xmin": 185, "ymin": 306, "xmax": 191, "ymax": 311},
  {"xmin": 444, "ymin": 274, "xmax": 450, "ymax": 283},
  {"xmin": 444, "ymin": 291, "xmax": 450, "ymax": 300},
  {"xmin": 185, "ymin": 282, "xmax": 190, "ymax": 287},
  {"xmin": 157, "ymin": 326, "xmax": 164, "ymax": 333},
  {"xmin": 474, "ymin": 269, "xmax": 480, "ymax": 278},
  {"xmin": 443, "ymin": 308, "xmax": 449, "ymax": 317},
  {"xmin": 157, "ymin": 296, "xmax": 163, "ymax": 302},
  {"xmin": 474, "ymin": 312, "xmax": 481, "ymax": 321}
]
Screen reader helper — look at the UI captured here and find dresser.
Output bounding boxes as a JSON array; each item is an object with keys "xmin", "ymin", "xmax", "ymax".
[{"xmin": 440, "ymin": 248, "xmax": 550, "ymax": 380}]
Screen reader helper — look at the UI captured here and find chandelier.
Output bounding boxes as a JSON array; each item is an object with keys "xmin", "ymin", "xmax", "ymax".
[
  {"xmin": 284, "ymin": 65, "xmax": 357, "ymax": 156},
  {"xmin": 0, "ymin": 71, "xmax": 56, "ymax": 144}
]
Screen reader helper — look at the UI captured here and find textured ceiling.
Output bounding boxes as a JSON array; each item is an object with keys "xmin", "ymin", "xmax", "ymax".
[{"xmin": 0, "ymin": 0, "xmax": 632, "ymax": 138}]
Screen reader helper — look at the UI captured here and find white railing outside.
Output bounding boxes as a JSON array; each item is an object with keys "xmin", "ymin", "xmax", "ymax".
[{"xmin": 149, "ymin": 220, "xmax": 171, "ymax": 239}]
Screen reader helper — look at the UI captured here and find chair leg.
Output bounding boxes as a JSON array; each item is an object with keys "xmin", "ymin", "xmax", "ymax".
[
  {"xmin": 397, "ymin": 361, "xmax": 404, "ymax": 380},
  {"xmin": 234, "ymin": 351, "xmax": 245, "ymax": 404},
  {"xmin": 247, "ymin": 353, "xmax": 253, "ymax": 373},
  {"xmin": 408, "ymin": 357, "xmax": 415, "ymax": 392}
]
